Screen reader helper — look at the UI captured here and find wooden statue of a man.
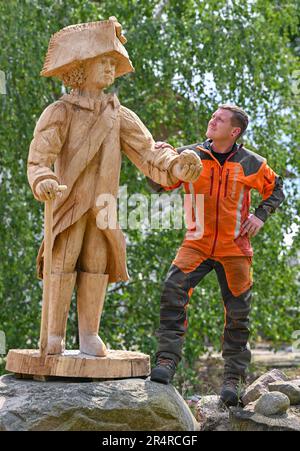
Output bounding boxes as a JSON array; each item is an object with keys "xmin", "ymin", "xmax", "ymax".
[{"xmin": 27, "ymin": 17, "xmax": 202, "ymax": 357}]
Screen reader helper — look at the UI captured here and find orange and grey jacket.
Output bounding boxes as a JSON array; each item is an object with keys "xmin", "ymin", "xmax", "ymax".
[{"xmin": 149, "ymin": 140, "xmax": 285, "ymax": 257}]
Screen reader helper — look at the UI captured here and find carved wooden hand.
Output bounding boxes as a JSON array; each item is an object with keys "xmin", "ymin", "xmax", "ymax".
[
  {"xmin": 35, "ymin": 180, "xmax": 67, "ymax": 201},
  {"xmin": 172, "ymin": 149, "xmax": 203, "ymax": 183}
]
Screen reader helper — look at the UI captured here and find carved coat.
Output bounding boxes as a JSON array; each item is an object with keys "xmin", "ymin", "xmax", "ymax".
[{"xmin": 27, "ymin": 92, "xmax": 180, "ymax": 283}]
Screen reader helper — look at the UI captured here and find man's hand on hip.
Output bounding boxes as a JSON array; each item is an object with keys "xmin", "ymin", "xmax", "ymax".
[
  {"xmin": 172, "ymin": 150, "xmax": 203, "ymax": 183},
  {"xmin": 240, "ymin": 214, "xmax": 264, "ymax": 237}
]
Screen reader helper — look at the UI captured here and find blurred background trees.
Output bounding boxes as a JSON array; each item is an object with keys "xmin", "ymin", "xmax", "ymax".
[{"xmin": 0, "ymin": 0, "xmax": 299, "ymax": 391}]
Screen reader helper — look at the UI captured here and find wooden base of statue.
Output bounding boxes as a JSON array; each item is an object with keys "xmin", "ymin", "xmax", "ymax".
[{"xmin": 5, "ymin": 349, "xmax": 150, "ymax": 380}]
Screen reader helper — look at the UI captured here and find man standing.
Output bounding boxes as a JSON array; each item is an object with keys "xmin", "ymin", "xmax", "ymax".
[{"xmin": 150, "ymin": 105, "xmax": 285, "ymax": 407}]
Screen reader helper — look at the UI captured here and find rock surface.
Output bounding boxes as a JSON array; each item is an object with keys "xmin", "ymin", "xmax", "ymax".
[
  {"xmin": 230, "ymin": 407, "xmax": 300, "ymax": 432},
  {"xmin": 196, "ymin": 373, "xmax": 300, "ymax": 432},
  {"xmin": 268, "ymin": 382, "xmax": 300, "ymax": 405},
  {"xmin": 196, "ymin": 395, "xmax": 300, "ymax": 432},
  {"xmin": 242, "ymin": 369, "xmax": 289, "ymax": 406},
  {"xmin": 196, "ymin": 396, "xmax": 232, "ymax": 431},
  {"xmin": 0, "ymin": 374, "xmax": 199, "ymax": 431},
  {"xmin": 254, "ymin": 392, "xmax": 290, "ymax": 416}
]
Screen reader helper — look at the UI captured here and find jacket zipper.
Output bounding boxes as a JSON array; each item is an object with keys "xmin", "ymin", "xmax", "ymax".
[
  {"xmin": 210, "ymin": 168, "xmax": 214, "ymax": 196},
  {"xmin": 211, "ymin": 153, "xmax": 239, "ymax": 256},
  {"xmin": 189, "ymin": 182, "xmax": 196, "ymax": 224},
  {"xmin": 224, "ymin": 169, "xmax": 229, "ymax": 198},
  {"xmin": 196, "ymin": 145, "xmax": 240, "ymax": 257},
  {"xmin": 211, "ymin": 166, "xmax": 223, "ymax": 256}
]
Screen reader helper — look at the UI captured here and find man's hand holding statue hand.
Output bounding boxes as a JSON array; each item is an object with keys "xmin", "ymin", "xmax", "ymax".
[{"xmin": 172, "ymin": 149, "xmax": 203, "ymax": 183}]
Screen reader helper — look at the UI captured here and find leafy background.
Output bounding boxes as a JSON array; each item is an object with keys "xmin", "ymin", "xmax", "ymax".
[{"xmin": 0, "ymin": 0, "xmax": 299, "ymax": 394}]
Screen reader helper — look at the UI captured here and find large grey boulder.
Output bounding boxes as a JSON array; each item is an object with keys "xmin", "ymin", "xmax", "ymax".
[{"xmin": 0, "ymin": 374, "xmax": 199, "ymax": 431}]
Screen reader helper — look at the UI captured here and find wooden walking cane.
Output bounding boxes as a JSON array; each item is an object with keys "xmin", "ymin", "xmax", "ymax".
[{"xmin": 39, "ymin": 185, "xmax": 67, "ymax": 358}]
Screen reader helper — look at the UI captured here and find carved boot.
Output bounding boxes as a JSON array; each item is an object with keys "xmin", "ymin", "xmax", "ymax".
[
  {"xmin": 47, "ymin": 272, "xmax": 77, "ymax": 354},
  {"xmin": 77, "ymin": 272, "xmax": 109, "ymax": 357}
]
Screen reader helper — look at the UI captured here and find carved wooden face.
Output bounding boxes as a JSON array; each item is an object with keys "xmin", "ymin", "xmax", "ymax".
[{"xmin": 82, "ymin": 55, "xmax": 117, "ymax": 90}]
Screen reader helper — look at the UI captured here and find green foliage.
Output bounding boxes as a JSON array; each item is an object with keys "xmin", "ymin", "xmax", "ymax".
[{"xmin": 0, "ymin": 1, "xmax": 299, "ymax": 392}]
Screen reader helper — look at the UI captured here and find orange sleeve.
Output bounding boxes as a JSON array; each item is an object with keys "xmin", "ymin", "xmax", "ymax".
[
  {"xmin": 163, "ymin": 180, "xmax": 183, "ymax": 191},
  {"xmin": 254, "ymin": 163, "xmax": 285, "ymax": 222}
]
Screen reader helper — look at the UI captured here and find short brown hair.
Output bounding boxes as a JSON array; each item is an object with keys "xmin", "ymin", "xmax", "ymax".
[
  {"xmin": 218, "ymin": 104, "xmax": 249, "ymax": 139},
  {"xmin": 61, "ymin": 62, "xmax": 87, "ymax": 88}
]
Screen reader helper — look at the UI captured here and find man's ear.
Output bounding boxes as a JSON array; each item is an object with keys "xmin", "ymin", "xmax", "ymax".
[{"xmin": 232, "ymin": 127, "xmax": 241, "ymax": 138}]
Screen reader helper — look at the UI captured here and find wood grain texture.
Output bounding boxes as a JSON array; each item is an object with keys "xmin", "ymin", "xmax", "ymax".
[
  {"xmin": 6, "ymin": 349, "xmax": 150, "ymax": 379},
  {"xmin": 17, "ymin": 17, "xmax": 201, "ymax": 375}
]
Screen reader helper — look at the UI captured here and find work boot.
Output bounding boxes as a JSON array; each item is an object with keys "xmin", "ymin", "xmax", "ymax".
[
  {"xmin": 150, "ymin": 357, "xmax": 177, "ymax": 384},
  {"xmin": 77, "ymin": 272, "xmax": 109, "ymax": 357},
  {"xmin": 219, "ymin": 374, "xmax": 244, "ymax": 407},
  {"xmin": 47, "ymin": 272, "xmax": 77, "ymax": 354}
]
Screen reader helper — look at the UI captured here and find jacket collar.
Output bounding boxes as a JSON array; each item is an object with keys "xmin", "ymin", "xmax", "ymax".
[
  {"xmin": 198, "ymin": 139, "xmax": 243, "ymax": 158},
  {"xmin": 60, "ymin": 91, "xmax": 120, "ymax": 113},
  {"xmin": 204, "ymin": 139, "xmax": 239, "ymax": 153}
]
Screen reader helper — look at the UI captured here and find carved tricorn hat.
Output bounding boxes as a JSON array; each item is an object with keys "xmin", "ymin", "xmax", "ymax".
[{"xmin": 40, "ymin": 17, "xmax": 135, "ymax": 79}]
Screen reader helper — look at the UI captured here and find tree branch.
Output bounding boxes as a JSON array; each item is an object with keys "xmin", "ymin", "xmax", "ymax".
[{"xmin": 153, "ymin": 0, "xmax": 169, "ymax": 20}]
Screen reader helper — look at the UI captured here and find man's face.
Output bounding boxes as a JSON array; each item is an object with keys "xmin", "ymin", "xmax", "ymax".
[
  {"xmin": 84, "ymin": 55, "xmax": 116, "ymax": 89},
  {"xmin": 206, "ymin": 108, "xmax": 240, "ymax": 141}
]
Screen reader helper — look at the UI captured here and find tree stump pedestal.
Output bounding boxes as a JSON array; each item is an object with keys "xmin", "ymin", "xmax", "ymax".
[{"xmin": 5, "ymin": 349, "xmax": 150, "ymax": 380}]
